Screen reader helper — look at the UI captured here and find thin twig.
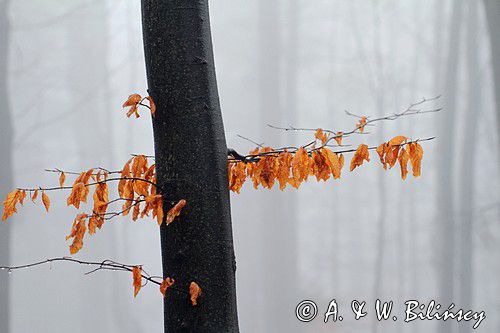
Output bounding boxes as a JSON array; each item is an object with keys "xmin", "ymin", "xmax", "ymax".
[{"xmin": 0, "ymin": 257, "xmax": 189, "ymax": 295}]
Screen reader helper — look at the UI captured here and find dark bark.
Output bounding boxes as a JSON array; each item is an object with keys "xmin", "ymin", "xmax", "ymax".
[
  {"xmin": 141, "ymin": 1, "xmax": 239, "ymax": 332},
  {"xmin": 483, "ymin": 0, "xmax": 500, "ymax": 157},
  {"xmin": 0, "ymin": 1, "xmax": 11, "ymax": 332}
]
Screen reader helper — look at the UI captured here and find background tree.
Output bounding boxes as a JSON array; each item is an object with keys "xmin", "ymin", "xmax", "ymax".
[
  {"xmin": 483, "ymin": 0, "xmax": 500, "ymax": 159},
  {"xmin": 437, "ymin": 4, "xmax": 463, "ymax": 333},
  {"xmin": 0, "ymin": 1, "xmax": 12, "ymax": 332},
  {"xmin": 2, "ymin": 1, "xmax": 500, "ymax": 333}
]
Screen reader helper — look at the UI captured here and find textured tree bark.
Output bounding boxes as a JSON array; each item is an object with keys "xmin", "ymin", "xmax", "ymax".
[
  {"xmin": 483, "ymin": 0, "xmax": 500, "ymax": 158},
  {"xmin": 141, "ymin": 1, "xmax": 239, "ymax": 332},
  {"xmin": 0, "ymin": 1, "xmax": 11, "ymax": 332}
]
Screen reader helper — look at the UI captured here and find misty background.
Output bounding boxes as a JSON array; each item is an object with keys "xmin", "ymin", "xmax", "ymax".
[{"xmin": 1, "ymin": 0, "xmax": 499, "ymax": 332}]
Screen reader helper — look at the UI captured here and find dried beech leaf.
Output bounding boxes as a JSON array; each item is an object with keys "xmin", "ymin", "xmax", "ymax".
[
  {"xmin": 189, "ymin": 282, "xmax": 202, "ymax": 306},
  {"xmin": 59, "ymin": 172, "xmax": 66, "ymax": 188},
  {"xmin": 166, "ymin": 199, "xmax": 187, "ymax": 225},
  {"xmin": 350, "ymin": 144, "xmax": 370, "ymax": 171},
  {"xmin": 398, "ymin": 147, "xmax": 410, "ymax": 180},
  {"xmin": 160, "ymin": 277, "xmax": 175, "ymax": 297},
  {"xmin": 42, "ymin": 192, "xmax": 50, "ymax": 212},
  {"xmin": 132, "ymin": 266, "xmax": 142, "ymax": 298}
]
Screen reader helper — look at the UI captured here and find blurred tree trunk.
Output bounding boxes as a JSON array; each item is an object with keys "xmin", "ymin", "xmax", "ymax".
[
  {"xmin": 141, "ymin": 1, "xmax": 239, "ymax": 331},
  {"xmin": 66, "ymin": 3, "xmax": 115, "ymax": 332},
  {"xmin": 437, "ymin": 3, "xmax": 464, "ymax": 333},
  {"xmin": 458, "ymin": 3, "xmax": 480, "ymax": 333},
  {"xmin": 258, "ymin": 0, "xmax": 298, "ymax": 330},
  {"xmin": 371, "ymin": 4, "xmax": 387, "ymax": 333},
  {"xmin": 0, "ymin": 1, "xmax": 12, "ymax": 332},
  {"xmin": 67, "ymin": 1, "xmax": 112, "ymax": 165},
  {"xmin": 483, "ymin": 0, "xmax": 500, "ymax": 157}
]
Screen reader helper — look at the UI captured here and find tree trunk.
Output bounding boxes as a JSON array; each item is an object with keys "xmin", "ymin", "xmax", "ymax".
[
  {"xmin": 437, "ymin": 3, "xmax": 464, "ymax": 333},
  {"xmin": 0, "ymin": 1, "xmax": 11, "ymax": 332},
  {"xmin": 66, "ymin": 4, "xmax": 116, "ymax": 332},
  {"xmin": 483, "ymin": 0, "xmax": 500, "ymax": 157},
  {"xmin": 458, "ymin": 3, "xmax": 480, "ymax": 333},
  {"xmin": 141, "ymin": 1, "xmax": 239, "ymax": 332},
  {"xmin": 258, "ymin": 0, "xmax": 298, "ymax": 330}
]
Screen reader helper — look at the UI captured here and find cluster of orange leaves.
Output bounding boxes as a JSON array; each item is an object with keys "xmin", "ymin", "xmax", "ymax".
[
  {"xmin": 1, "ymin": 94, "xmax": 427, "ymax": 304},
  {"xmin": 132, "ymin": 266, "xmax": 200, "ymax": 305},
  {"xmin": 123, "ymin": 94, "xmax": 156, "ymax": 118},
  {"xmin": 2, "ymin": 189, "xmax": 49, "ymax": 221},
  {"xmin": 2, "ymin": 154, "xmax": 187, "ymax": 256},
  {"xmin": 228, "ymin": 130, "xmax": 424, "ymax": 193},
  {"xmin": 376, "ymin": 135, "xmax": 423, "ymax": 179}
]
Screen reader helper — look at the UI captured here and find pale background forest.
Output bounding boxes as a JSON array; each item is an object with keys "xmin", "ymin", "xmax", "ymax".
[{"xmin": 0, "ymin": 0, "xmax": 499, "ymax": 332}]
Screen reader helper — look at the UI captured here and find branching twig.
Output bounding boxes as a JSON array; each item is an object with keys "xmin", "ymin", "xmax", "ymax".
[
  {"xmin": 0, "ymin": 257, "xmax": 189, "ymax": 295},
  {"xmin": 16, "ymin": 177, "xmax": 159, "ymax": 193}
]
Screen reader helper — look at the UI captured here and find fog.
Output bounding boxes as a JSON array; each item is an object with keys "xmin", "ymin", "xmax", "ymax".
[{"xmin": 1, "ymin": 0, "xmax": 499, "ymax": 332}]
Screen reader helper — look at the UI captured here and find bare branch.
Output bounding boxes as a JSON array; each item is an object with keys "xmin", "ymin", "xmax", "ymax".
[{"xmin": 0, "ymin": 257, "xmax": 188, "ymax": 295}]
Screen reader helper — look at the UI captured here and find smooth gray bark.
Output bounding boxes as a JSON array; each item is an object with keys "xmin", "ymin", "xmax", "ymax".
[
  {"xmin": 437, "ymin": 3, "xmax": 464, "ymax": 333},
  {"xmin": 483, "ymin": 0, "xmax": 500, "ymax": 157},
  {"xmin": 257, "ymin": 0, "xmax": 294, "ymax": 330},
  {"xmin": 141, "ymin": 1, "xmax": 239, "ymax": 331},
  {"xmin": 0, "ymin": 1, "xmax": 11, "ymax": 332},
  {"xmin": 66, "ymin": 4, "xmax": 116, "ymax": 332},
  {"xmin": 458, "ymin": 3, "xmax": 480, "ymax": 333}
]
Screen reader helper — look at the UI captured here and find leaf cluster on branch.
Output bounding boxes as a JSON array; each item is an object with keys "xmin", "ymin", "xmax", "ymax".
[{"xmin": 1, "ymin": 93, "xmax": 439, "ymax": 302}]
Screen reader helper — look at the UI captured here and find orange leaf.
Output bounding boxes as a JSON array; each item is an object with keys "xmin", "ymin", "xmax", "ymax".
[
  {"xmin": 31, "ymin": 189, "xmax": 39, "ymax": 203},
  {"xmin": 147, "ymin": 96, "xmax": 156, "ymax": 117},
  {"xmin": 123, "ymin": 94, "xmax": 142, "ymax": 107},
  {"xmin": 2, "ymin": 189, "xmax": 21, "ymax": 221},
  {"xmin": 160, "ymin": 277, "xmax": 175, "ymax": 297},
  {"xmin": 67, "ymin": 182, "xmax": 85, "ymax": 209},
  {"xmin": 334, "ymin": 132, "xmax": 343, "ymax": 146},
  {"xmin": 388, "ymin": 135, "xmax": 407, "ymax": 146},
  {"xmin": 67, "ymin": 214, "xmax": 87, "ymax": 254},
  {"xmin": 59, "ymin": 172, "xmax": 66, "ymax": 188},
  {"xmin": 123, "ymin": 94, "xmax": 142, "ymax": 118},
  {"xmin": 189, "ymin": 282, "xmax": 202, "ymax": 306},
  {"xmin": 376, "ymin": 143, "xmax": 389, "ymax": 170},
  {"xmin": 311, "ymin": 150, "xmax": 331, "ymax": 182},
  {"xmin": 321, "ymin": 148, "xmax": 342, "ymax": 179},
  {"xmin": 166, "ymin": 199, "xmax": 186, "ymax": 225},
  {"xmin": 385, "ymin": 146, "xmax": 400, "ymax": 169},
  {"xmin": 276, "ymin": 151, "xmax": 292, "ymax": 190},
  {"xmin": 350, "ymin": 144, "xmax": 370, "ymax": 171},
  {"xmin": 314, "ymin": 129, "xmax": 328, "ymax": 145},
  {"xmin": 409, "ymin": 142, "xmax": 424, "ymax": 177},
  {"xmin": 228, "ymin": 161, "xmax": 247, "ymax": 193},
  {"xmin": 357, "ymin": 116, "xmax": 367, "ymax": 133},
  {"xmin": 131, "ymin": 155, "xmax": 148, "ymax": 178},
  {"xmin": 132, "ymin": 266, "xmax": 142, "ymax": 298},
  {"xmin": 398, "ymin": 147, "xmax": 410, "ymax": 180},
  {"xmin": 156, "ymin": 201, "xmax": 164, "ymax": 226},
  {"xmin": 339, "ymin": 154, "xmax": 345, "ymax": 170},
  {"xmin": 290, "ymin": 147, "xmax": 310, "ymax": 188},
  {"xmin": 18, "ymin": 190, "xmax": 27, "ymax": 206},
  {"xmin": 132, "ymin": 202, "xmax": 140, "ymax": 221},
  {"xmin": 88, "ymin": 215, "xmax": 100, "ymax": 235},
  {"xmin": 42, "ymin": 192, "xmax": 50, "ymax": 212},
  {"xmin": 118, "ymin": 159, "xmax": 132, "ymax": 197}
]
